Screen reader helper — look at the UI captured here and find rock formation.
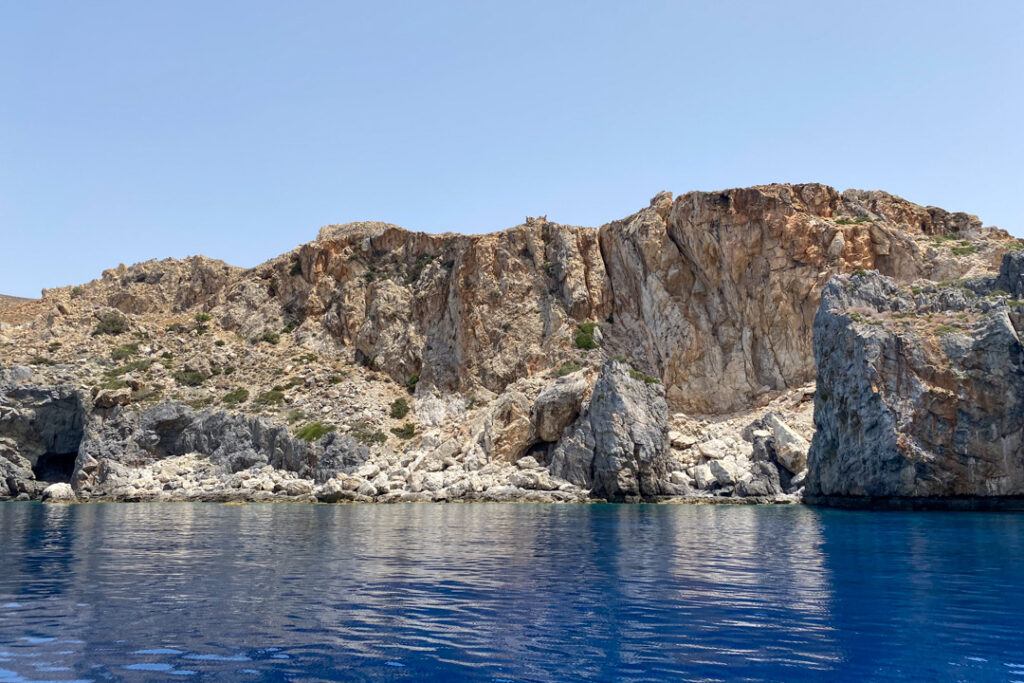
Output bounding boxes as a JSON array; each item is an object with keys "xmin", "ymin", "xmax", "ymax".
[
  {"xmin": 0, "ymin": 183, "xmax": 1018, "ymax": 504},
  {"xmin": 807, "ymin": 251, "xmax": 1024, "ymax": 507}
]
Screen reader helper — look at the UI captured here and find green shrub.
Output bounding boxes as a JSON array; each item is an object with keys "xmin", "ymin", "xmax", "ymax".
[
  {"xmin": 329, "ymin": 374, "xmax": 344, "ymax": 385},
  {"xmin": 254, "ymin": 389, "xmax": 285, "ymax": 406},
  {"xmin": 951, "ymin": 244, "xmax": 980, "ymax": 256},
  {"xmin": 390, "ymin": 397, "xmax": 409, "ymax": 419},
  {"xmin": 254, "ymin": 331, "xmax": 280, "ymax": 345},
  {"xmin": 92, "ymin": 313, "xmax": 128, "ymax": 336},
  {"xmin": 358, "ymin": 353, "xmax": 378, "ymax": 370},
  {"xmin": 167, "ymin": 322, "xmax": 187, "ymax": 333},
  {"xmin": 47, "ymin": 341, "xmax": 62, "ymax": 353},
  {"xmin": 853, "ymin": 269, "xmax": 869, "ymax": 278},
  {"xmin": 407, "ymin": 254, "xmax": 432, "ymax": 283},
  {"xmin": 295, "ymin": 422, "xmax": 335, "ymax": 442},
  {"xmin": 99, "ymin": 378, "xmax": 128, "ymax": 390},
  {"xmin": 556, "ymin": 362, "xmax": 583, "ymax": 377},
  {"xmin": 194, "ymin": 313, "xmax": 212, "ymax": 323},
  {"xmin": 287, "ymin": 409, "xmax": 306, "ymax": 423},
  {"xmin": 407, "ymin": 373, "xmax": 419, "ymax": 392},
  {"xmin": 573, "ymin": 322, "xmax": 599, "ymax": 350},
  {"xmin": 282, "ymin": 321, "xmax": 297, "ymax": 334},
  {"xmin": 390, "ymin": 423, "xmax": 416, "ymax": 439},
  {"xmin": 28, "ymin": 356, "xmax": 55, "ymax": 366},
  {"xmin": 222, "ymin": 388, "xmax": 249, "ymax": 405},
  {"xmin": 351, "ymin": 421, "xmax": 387, "ymax": 445},
  {"xmin": 173, "ymin": 370, "xmax": 205, "ymax": 386},
  {"xmin": 111, "ymin": 343, "xmax": 139, "ymax": 360},
  {"xmin": 214, "ymin": 339, "xmax": 225, "ymax": 347},
  {"xmin": 70, "ymin": 286, "xmax": 84, "ymax": 299},
  {"xmin": 289, "ymin": 260, "xmax": 302, "ymax": 277},
  {"xmin": 629, "ymin": 368, "xmax": 660, "ymax": 384}
]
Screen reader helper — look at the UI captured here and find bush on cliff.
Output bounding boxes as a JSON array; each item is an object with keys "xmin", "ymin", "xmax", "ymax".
[{"xmin": 93, "ymin": 313, "xmax": 129, "ymax": 336}]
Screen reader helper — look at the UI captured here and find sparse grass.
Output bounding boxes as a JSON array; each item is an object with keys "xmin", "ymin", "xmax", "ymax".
[
  {"xmin": 936, "ymin": 324, "xmax": 959, "ymax": 336},
  {"xmin": 390, "ymin": 397, "xmax": 409, "ymax": 419},
  {"xmin": 98, "ymin": 378, "xmax": 128, "ymax": 390},
  {"xmin": 574, "ymin": 322, "xmax": 599, "ymax": 350},
  {"xmin": 629, "ymin": 368, "xmax": 660, "ymax": 384},
  {"xmin": 328, "ymin": 374, "xmax": 344, "ymax": 385},
  {"xmin": 28, "ymin": 356, "xmax": 55, "ymax": 366},
  {"xmin": 92, "ymin": 313, "xmax": 128, "ymax": 336},
  {"xmin": 295, "ymin": 422, "xmax": 336, "ymax": 442},
  {"xmin": 556, "ymin": 362, "xmax": 583, "ymax": 377},
  {"xmin": 254, "ymin": 389, "xmax": 285, "ymax": 406},
  {"xmin": 173, "ymin": 370, "xmax": 205, "ymax": 386},
  {"xmin": 222, "ymin": 388, "xmax": 249, "ymax": 406},
  {"xmin": 109, "ymin": 359, "xmax": 153, "ymax": 377},
  {"xmin": 111, "ymin": 343, "xmax": 139, "ymax": 360},
  {"xmin": 835, "ymin": 216, "xmax": 871, "ymax": 225},
  {"xmin": 951, "ymin": 244, "xmax": 980, "ymax": 256},
  {"xmin": 351, "ymin": 421, "xmax": 388, "ymax": 445},
  {"xmin": 286, "ymin": 409, "xmax": 306, "ymax": 423},
  {"xmin": 390, "ymin": 423, "xmax": 416, "ymax": 440}
]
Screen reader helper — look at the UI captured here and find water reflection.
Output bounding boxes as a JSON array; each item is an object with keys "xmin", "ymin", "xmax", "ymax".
[{"xmin": 0, "ymin": 503, "xmax": 1022, "ymax": 681}]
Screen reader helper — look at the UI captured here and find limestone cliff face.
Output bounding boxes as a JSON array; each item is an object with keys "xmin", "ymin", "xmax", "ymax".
[
  {"xmin": 37, "ymin": 184, "xmax": 1010, "ymax": 414},
  {"xmin": 807, "ymin": 252, "xmax": 1024, "ymax": 502},
  {"xmin": 2, "ymin": 183, "xmax": 1017, "ymax": 505},
  {"xmin": 600, "ymin": 184, "xmax": 1008, "ymax": 412}
]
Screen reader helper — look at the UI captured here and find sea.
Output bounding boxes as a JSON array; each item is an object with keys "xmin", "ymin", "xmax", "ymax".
[{"xmin": 1, "ymin": 502, "xmax": 1022, "ymax": 682}]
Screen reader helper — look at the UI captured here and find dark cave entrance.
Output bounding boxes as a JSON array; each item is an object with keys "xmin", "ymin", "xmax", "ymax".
[{"xmin": 32, "ymin": 451, "xmax": 78, "ymax": 483}]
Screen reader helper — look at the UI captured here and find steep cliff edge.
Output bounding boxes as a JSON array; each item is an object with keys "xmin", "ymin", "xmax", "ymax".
[
  {"xmin": 806, "ymin": 251, "xmax": 1024, "ymax": 507},
  {"xmin": 0, "ymin": 183, "xmax": 1017, "ymax": 503}
]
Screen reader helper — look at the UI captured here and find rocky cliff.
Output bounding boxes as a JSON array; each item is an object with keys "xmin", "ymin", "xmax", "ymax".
[
  {"xmin": 806, "ymin": 251, "xmax": 1024, "ymax": 508},
  {"xmin": 0, "ymin": 183, "xmax": 1017, "ymax": 504}
]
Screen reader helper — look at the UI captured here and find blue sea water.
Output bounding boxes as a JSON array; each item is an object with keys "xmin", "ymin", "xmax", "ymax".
[{"xmin": 0, "ymin": 503, "xmax": 1023, "ymax": 682}]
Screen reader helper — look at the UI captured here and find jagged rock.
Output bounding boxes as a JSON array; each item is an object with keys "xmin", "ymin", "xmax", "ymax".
[
  {"xmin": 549, "ymin": 360, "xmax": 670, "ymax": 500},
  {"xmin": 807, "ymin": 254, "xmax": 1024, "ymax": 502},
  {"xmin": 94, "ymin": 387, "xmax": 132, "ymax": 408},
  {"xmin": 531, "ymin": 377, "xmax": 587, "ymax": 442},
  {"xmin": 762, "ymin": 413, "xmax": 809, "ymax": 475}
]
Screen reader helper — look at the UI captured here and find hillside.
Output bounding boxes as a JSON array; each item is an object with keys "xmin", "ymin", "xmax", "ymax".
[{"xmin": 0, "ymin": 184, "xmax": 1017, "ymax": 503}]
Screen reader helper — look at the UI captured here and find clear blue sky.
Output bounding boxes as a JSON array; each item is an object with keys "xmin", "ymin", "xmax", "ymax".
[{"xmin": 2, "ymin": 1, "xmax": 1022, "ymax": 297}]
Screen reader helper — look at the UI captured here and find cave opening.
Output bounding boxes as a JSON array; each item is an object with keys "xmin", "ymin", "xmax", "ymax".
[{"xmin": 32, "ymin": 451, "xmax": 78, "ymax": 483}]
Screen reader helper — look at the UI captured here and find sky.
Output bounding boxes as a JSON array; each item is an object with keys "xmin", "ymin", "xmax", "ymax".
[{"xmin": 2, "ymin": 1, "xmax": 1022, "ymax": 297}]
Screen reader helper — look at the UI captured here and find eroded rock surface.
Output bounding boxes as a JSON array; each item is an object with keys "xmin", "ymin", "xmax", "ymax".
[
  {"xmin": 0, "ymin": 183, "xmax": 1016, "ymax": 504},
  {"xmin": 807, "ymin": 252, "xmax": 1024, "ymax": 504}
]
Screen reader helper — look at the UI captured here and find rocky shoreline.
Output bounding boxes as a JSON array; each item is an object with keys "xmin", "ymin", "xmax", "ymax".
[{"xmin": 3, "ymin": 183, "xmax": 1022, "ymax": 509}]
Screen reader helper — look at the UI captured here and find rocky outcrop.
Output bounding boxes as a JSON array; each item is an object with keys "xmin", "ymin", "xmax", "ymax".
[
  {"xmin": 806, "ymin": 252, "xmax": 1024, "ymax": 506},
  {"xmin": 1, "ymin": 183, "xmax": 1017, "ymax": 505},
  {"xmin": 547, "ymin": 361, "xmax": 670, "ymax": 500},
  {"xmin": 600, "ymin": 185, "xmax": 1009, "ymax": 412}
]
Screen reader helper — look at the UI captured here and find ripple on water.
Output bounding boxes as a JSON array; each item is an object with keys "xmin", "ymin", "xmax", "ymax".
[{"xmin": 1, "ymin": 503, "xmax": 1024, "ymax": 682}]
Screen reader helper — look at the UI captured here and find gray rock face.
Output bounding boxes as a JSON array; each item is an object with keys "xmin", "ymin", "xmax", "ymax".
[
  {"xmin": 549, "ymin": 361, "xmax": 670, "ymax": 500},
  {"xmin": 531, "ymin": 377, "xmax": 587, "ymax": 442},
  {"xmin": 807, "ymin": 254, "xmax": 1024, "ymax": 503},
  {"xmin": 1, "ymin": 383, "xmax": 86, "ymax": 497},
  {"xmin": 74, "ymin": 400, "xmax": 371, "ymax": 497}
]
